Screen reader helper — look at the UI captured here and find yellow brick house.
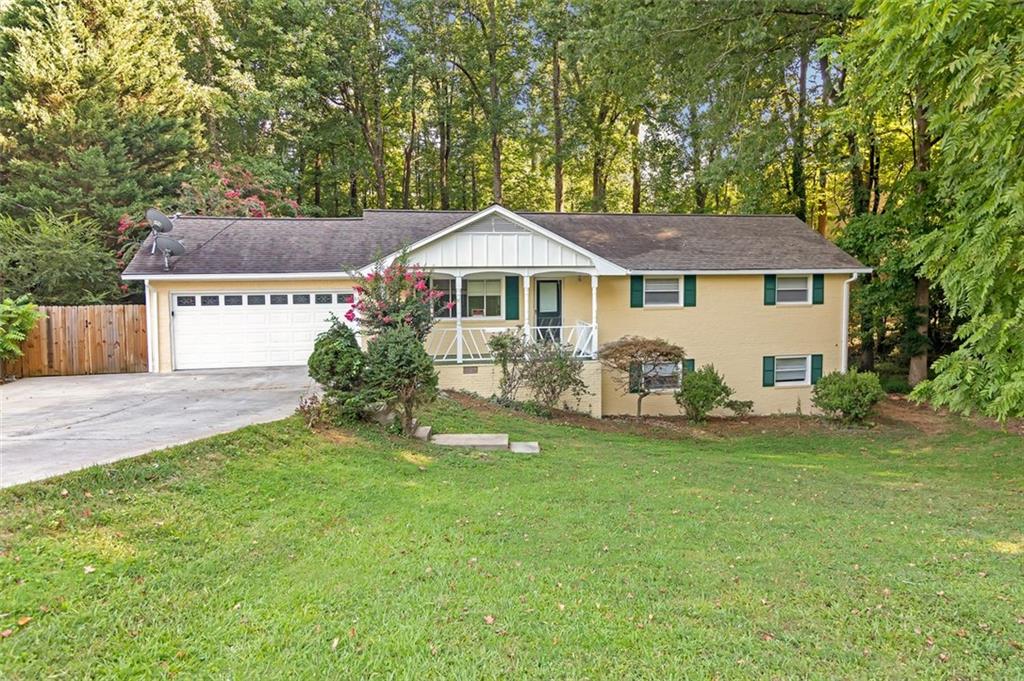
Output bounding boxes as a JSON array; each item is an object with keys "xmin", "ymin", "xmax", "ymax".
[{"xmin": 122, "ymin": 205, "xmax": 870, "ymax": 417}]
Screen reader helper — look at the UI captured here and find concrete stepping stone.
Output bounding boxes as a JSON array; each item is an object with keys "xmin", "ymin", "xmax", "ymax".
[
  {"xmin": 413, "ymin": 424, "xmax": 432, "ymax": 441},
  {"xmin": 509, "ymin": 441, "xmax": 540, "ymax": 454},
  {"xmin": 430, "ymin": 433, "xmax": 509, "ymax": 450}
]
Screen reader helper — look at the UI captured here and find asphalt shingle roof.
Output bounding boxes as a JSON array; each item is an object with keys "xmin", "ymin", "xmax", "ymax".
[{"xmin": 123, "ymin": 208, "xmax": 864, "ymax": 276}]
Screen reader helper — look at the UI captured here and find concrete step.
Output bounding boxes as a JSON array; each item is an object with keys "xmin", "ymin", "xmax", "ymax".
[
  {"xmin": 413, "ymin": 424, "xmax": 432, "ymax": 441},
  {"xmin": 430, "ymin": 433, "xmax": 509, "ymax": 450},
  {"xmin": 509, "ymin": 441, "xmax": 541, "ymax": 454}
]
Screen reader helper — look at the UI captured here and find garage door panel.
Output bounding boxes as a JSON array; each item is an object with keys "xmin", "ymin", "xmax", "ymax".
[{"xmin": 172, "ymin": 291, "xmax": 355, "ymax": 370}]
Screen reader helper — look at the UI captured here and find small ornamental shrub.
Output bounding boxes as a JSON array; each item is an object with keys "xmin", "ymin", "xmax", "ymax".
[
  {"xmin": 675, "ymin": 364, "xmax": 741, "ymax": 423},
  {"xmin": 350, "ymin": 254, "xmax": 445, "ymax": 341},
  {"xmin": 363, "ymin": 326, "xmax": 439, "ymax": 435},
  {"xmin": 0, "ymin": 295, "xmax": 45, "ymax": 367},
  {"xmin": 522, "ymin": 342, "xmax": 589, "ymax": 413},
  {"xmin": 307, "ymin": 316, "xmax": 366, "ymax": 420},
  {"xmin": 811, "ymin": 370, "xmax": 886, "ymax": 423},
  {"xmin": 599, "ymin": 336, "xmax": 687, "ymax": 417},
  {"xmin": 487, "ymin": 330, "xmax": 529, "ymax": 403}
]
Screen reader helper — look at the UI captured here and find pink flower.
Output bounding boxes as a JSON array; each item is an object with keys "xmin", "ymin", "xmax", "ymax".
[
  {"xmin": 366, "ymin": 273, "xmax": 376, "ymax": 282},
  {"xmin": 444, "ymin": 301, "xmax": 456, "ymax": 311},
  {"xmin": 344, "ymin": 307, "xmax": 356, "ymax": 322},
  {"xmin": 414, "ymin": 279, "xmax": 427, "ymax": 291},
  {"xmin": 353, "ymin": 285, "xmax": 364, "ymax": 294}
]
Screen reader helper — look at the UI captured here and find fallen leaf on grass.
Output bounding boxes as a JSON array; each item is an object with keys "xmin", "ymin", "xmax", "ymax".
[
  {"xmin": 60, "ymin": 489, "xmax": 69, "ymax": 498},
  {"xmin": 760, "ymin": 632, "xmax": 775, "ymax": 642},
  {"xmin": 331, "ymin": 637, "xmax": 339, "ymax": 651},
  {"xmin": 83, "ymin": 565, "xmax": 96, "ymax": 574},
  {"xmin": 348, "ymin": 627, "xmax": 356, "ymax": 638},
  {"xmin": 16, "ymin": 616, "xmax": 31, "ymax": 626},
  {"xmin": 484, "ymin": 615, "xmax": 495, "ymax": 625},
  {"xmin": 0, "ymin": 629, "xmax": 12, "ymax": 638},
  {"xmin": 938, "ymin": 652, "xmax": 950, "ymax": 663}
]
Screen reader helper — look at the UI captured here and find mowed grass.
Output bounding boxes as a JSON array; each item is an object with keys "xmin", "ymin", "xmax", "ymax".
[{"xmin": 1, "ymin": 398, "xmax": 1023, "ymax": 679}]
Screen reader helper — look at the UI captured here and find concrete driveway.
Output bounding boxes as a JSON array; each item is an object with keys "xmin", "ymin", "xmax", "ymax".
[{"xmin": 0, "ymin": 367, "xmax": 315, "ymax": 488}]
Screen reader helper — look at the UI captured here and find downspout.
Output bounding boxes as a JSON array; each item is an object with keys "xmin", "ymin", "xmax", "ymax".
[
  {"xmin": 840, "ymin": 273, "xmax": 859, "ymax": 373},
  {"xmin": 144, "ymin": 280, "xmax": 157, "ymax": 372}
]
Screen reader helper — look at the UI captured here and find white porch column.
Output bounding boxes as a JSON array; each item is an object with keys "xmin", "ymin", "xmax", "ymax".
[
  {"xmin": 522, "ymin": 274, "xmax": 531, "ymax": 342},
  {"xmin": 455, "ymin": 274, "xmax": 464, "ymax": 364},
  {"xmin": 590, "ymin": 274, "xmax": 599, "ymax": 358}
]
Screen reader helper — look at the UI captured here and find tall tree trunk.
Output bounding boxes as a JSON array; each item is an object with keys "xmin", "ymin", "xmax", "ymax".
[
  {"xmin": 313, "ymin": 153, "xmax": 322, "ymax": 208},
  {"xmin": 402, "ymin": 100, "xmax": 417, "ymax": 209},
  {"xmin": 486, "ymin": 0, "xmax": 502, "ymax": 204},
  {"xmin": 791, "ymin": 47, "xmax": 808, "ymax": 221},
  {"xmin": 591, "ymin": 152, "xmax": 605, "ymax": 211},
  {"xmin": 908, "ymin": 101, "xmax": 932, "ymax": 387},
  {"xmin": 552, "ymin": 39, "xmax": 563, "ymax": 212},
  {"xmin": 689, "ymin": 104, "xmax": 706, "ymax": 212},
  {"xmin": 348, "ymin": 174, "xmax": 358, "ymax": 216},
  {"xmin": 630, "ymin": 118, "xmax": 641, "ymax": 213},
  {"xmin": 437, "ymin": 83, "xmax": 451, "ymax": 210}
]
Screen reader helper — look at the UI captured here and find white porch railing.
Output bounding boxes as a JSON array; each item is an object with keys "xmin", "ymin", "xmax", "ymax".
[{"xmin": 425, "ymin": 322, "xmax": 596, "ymax": 363}]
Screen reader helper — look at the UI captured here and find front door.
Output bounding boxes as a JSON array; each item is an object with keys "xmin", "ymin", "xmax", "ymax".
[{"xmin": 535, "ymin": 280, "xmax": 562, "ymax": 342}]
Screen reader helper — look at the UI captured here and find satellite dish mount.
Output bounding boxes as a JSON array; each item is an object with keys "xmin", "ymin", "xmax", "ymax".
[{"xmin": 146, "ymin": 208, "xmax": 185, "ymax": 271}]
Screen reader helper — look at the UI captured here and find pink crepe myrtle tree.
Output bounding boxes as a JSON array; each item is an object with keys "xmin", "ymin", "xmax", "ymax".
[{"xmin": 348, "ymin": 254, "xmax": 449, "ymax": 341}]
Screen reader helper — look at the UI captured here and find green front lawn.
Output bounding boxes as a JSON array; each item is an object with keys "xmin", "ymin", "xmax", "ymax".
[{"xmin": 2, "ymin": 398, "xmax": 1022, "ymax": 678}]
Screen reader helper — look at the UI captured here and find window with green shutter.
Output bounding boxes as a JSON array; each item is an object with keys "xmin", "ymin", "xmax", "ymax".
[
  {"xmin": 764, "ymin": 274, "xmax": 777, "ymax": 305},
  {"xmin": 630, "ymin": 275, "xmax": 644, "ymax": 308},
  {"xmin": 628, "ymin": 362, "xmax": 642, "ymax": 393},
  {"xmin": 811, "ymin": 354, "xmax": 823, "ymax": 383},
  {"xmin": 504, "ymin": 276, "xmax": 520, "ymax": 320},
  {"xmin": 812, "ymin": 274, "xmax": 824, "ymax": 305},
  {"xmin": 684, "ymin": 358, "xmax": 695, "ymax": 373},
  {"xmin": 762, "ymin": 356, "xmax": 776, "ymax": 386},
  {"xmin": 683, "ymin": 275, "xmax": 697, "ymax": 307}
]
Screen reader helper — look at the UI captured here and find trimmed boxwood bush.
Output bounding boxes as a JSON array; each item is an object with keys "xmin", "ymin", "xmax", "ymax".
[
  {"xmin": 811, "ymin": 369, "xmax": 885, "ymax": 423},
  {"xmin": 307, "ymin": 316, "xmax": 366, "ymax": 420},
  {"xmin": 675, "ymin": 364, "xmax": 741, "ymax": 423}
]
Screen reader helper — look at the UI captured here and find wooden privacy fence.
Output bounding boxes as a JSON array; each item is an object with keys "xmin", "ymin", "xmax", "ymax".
[{"xmin": 4, "ymin": 305, "xmax": 148, "ymax": 378}]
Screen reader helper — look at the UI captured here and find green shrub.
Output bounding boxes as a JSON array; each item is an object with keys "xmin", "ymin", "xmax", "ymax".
[
  {"xmin": 522, "ymin": 342, "xmax": 589, "ymax": 413},
  {"xmin": 363, "ymin": 326, "xmax": 439, "ymax": 435},
  {"xmin": 307, "ymin": 316, "xmax": 366, "ymax": 420},
  {"xmin": 674, "ymin": 364, "xmax": 735, "ymax": 423},
  {"xmin": 811, "ymin": 370, "xmax": 886, "ymax": 423},
  {"xmin": 487, "ymin": 330, "xmax": 528, "ymax": 403},
  {"xmin": 0, "ymin": 295, "xmax": 45, "ymax": 366}
]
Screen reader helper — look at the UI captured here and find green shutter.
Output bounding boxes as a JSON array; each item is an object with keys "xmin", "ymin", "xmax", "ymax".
[
  {"xmin": 628, "ymin": 362, "xmax": 642, "ymax": 393},
  {"xmin": 811, "ymin": 354, "xmax": 823, "ymax": 384},
  {"xmin": 762, "ymin": 356, "xmax": 775, "ymax": 387},
  {"xmin": 684, "ymin": 358, "xmax": 695, "ymax": 373},
  {"xmin": 504, "ymin": 275, "xmax": 520, "ymax": 320},
  {"xmin": 764, "ymin": 274, "xmax": 777, "ymax": 306},
  {"xmin": 683, "ymin": 275, "xmax": 697, "ymax": 307},
  {"xmin": 812, "ymin": 274, "xmax": 824, "ymax": 305},
  {"xmin": 630, "ymin": 275, "xmax": 644, "ymax": 308}
]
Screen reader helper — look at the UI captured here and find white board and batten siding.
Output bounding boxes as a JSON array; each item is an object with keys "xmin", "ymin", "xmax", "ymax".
[{"xmin": 408, "ymin": 215, "xmax": 593, "ymax": 270}]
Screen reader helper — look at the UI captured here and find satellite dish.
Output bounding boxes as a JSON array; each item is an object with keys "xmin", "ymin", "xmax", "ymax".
[
  {"xmin": 154, "ymin": 234, "xmax": 186, "ymax": 271},
  {"xmin": 146, "ymin": 207, "xmax": 174, "ymax": 233}
]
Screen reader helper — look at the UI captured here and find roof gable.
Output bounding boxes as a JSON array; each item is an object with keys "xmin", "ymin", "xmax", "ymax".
[{"xmin": 365, "ymin": 205, "xmax": 626, "ymax": 274}]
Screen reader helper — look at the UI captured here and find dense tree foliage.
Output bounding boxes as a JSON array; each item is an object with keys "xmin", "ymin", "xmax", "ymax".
[{"xmin": 0, "ymin": 0, "xmax": 1021, "ymax": 416}]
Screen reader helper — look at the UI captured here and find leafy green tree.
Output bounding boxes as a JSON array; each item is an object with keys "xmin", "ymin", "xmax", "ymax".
[
  {"xmin": 0, "ymin": 0, "xmax": 207, "ymax": 229},
  {"xmin": 363, "ymin": 325, "xmax": 439, "ymax": 435},
  {"xmin": 0, "ymin": 294, "xmax": 45, "ymax": 368},
  {"xmin": 0, "ymin": 212, "xmax": 123, "ymax": 305}
]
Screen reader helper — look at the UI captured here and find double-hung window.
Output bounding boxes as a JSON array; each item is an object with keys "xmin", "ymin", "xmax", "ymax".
[
  {"xmin": 776, "ymin": 275, "xmax": 810, "ymax": 304},
  {"xmin": 644, "ymin": 362, "xmax": 681, "ymax": 391},
  {"xmin": 465, "ymin": 279, "xmax": 501, "ymax": 317},
  {"xmin": 430, "ymin": 278, "xmax": 502, "ymax": 318},
  {"xmin": 775, "ymin": 355, "xmax": 810, "ymax": 384},
  {"xmin": 644, "ymin": 277, "xmax": 680, "ymax": 306}
]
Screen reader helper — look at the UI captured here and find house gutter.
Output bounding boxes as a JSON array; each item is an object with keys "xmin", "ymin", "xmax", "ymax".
[{"xmin": 840, "ymin": 272, "xmax": 860, "ymax": 373}]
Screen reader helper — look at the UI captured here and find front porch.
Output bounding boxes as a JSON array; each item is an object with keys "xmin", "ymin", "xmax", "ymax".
[{"xmin": 423, "ymin": 270, "xmax": 600, "ymax": 364}]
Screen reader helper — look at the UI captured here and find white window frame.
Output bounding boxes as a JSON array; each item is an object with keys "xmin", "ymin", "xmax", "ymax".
[
  {"xmin": 430, "ymin": 277, "xmax": 504, "ymax": 321},
  {"xmin": 774, "ymin": 354, "xmax": 811, "ymax": 386},
  {"xmin": 775, "ymin": 275, "xmax": 812, "ymax": 305},
  {"xmin": 643, "ymin": 361, "xmax": 682, "ymax": 393},
  {"xmin": 643, "ymin": 276, "xmax": 681, "ymax": 307}
]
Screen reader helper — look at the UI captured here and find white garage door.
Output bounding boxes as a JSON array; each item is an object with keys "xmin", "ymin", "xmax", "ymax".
[{"xmin": 171, "ymin": 291, "xmax": 356, "ymax": 370}]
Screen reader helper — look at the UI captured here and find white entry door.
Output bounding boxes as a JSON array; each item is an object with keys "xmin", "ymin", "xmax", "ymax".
[{"xmin": 171, "ymin": 291, "xmax": 355, "ymax": 370}]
